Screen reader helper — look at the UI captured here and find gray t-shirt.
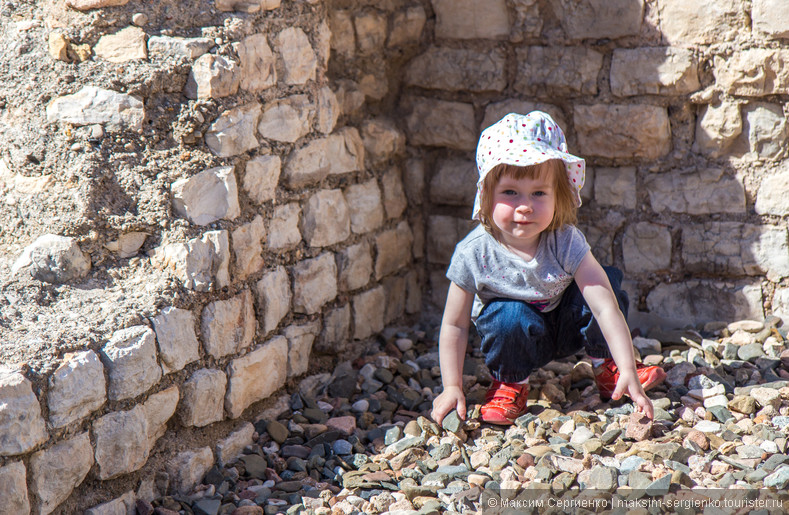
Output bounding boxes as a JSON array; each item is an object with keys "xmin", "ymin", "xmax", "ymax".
[{"xmin": 446, "ymin": 224, "xmax": 591, "ymax": 319}]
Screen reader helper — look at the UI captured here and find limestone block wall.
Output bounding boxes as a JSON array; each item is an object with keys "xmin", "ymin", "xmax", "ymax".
[
  {"xmin": 407, "ymin": 0, "xmax": 789, "ymax": 330},
  {"xmin": 0, "ymin": 1, "xmax": 421, "ymax": 512}
]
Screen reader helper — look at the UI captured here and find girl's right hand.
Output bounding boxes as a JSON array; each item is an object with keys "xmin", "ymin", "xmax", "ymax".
[{"xmin": 431, "ymin": 385, "xmax": 466, "ymax": 426}]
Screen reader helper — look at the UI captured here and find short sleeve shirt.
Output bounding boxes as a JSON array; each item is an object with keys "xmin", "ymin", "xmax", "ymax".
[{"xmin": 446, "ymin": 224, "xmax": 591, "ymax": 320}]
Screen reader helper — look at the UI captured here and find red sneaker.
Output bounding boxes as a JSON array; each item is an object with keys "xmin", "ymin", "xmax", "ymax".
[
  {"xmin": 594, "ymin": 358, "xmax": 666, "ymax": 401},
  {"xmin": 480, "ymin": 380, "xmax": 529, "ymax": 425}
]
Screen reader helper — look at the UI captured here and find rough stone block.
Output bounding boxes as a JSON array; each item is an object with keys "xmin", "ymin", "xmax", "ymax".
[
  {"xmin": 753, "ymin": 0, "xmax": 789, "ymax": 38},
  {"xmin": 427, "ymin": 215, "xmax": 468, "ymax": 265},
  {"xmin": 101, "ymin": 326, "xmax": 162, "ymax": 402},
  {"xmin": 714, "ymin": 49, "xmax": 789, "ymax": 96},
  {"xmin": 257, "ymin": 94, "xmax": 313, "ymax": 143},
  {"xmin": 658, "ymin": 0, "xmax": 743, "ymax": 44},
  {"xmin": 291, "ymin": 253, "xmax": 337, "ymax": 315},
  {"xmin": 205, "ymin": 102, "xmax": 261, "ymax": 157},
  {"xmin": 326, "ymin": 127, "xmax": 365, "ymax": 176},
  {"xmin": 429, "ymin": 158, "xmax": 477, "ymax": 207},
  {"xmin": 773, "ymin": 286, "xmax": 789, "ymax": 327},
  {"xmin": 216, "ymin": 422, "xmax": 255, "ymax": 466},
  {"xmin": 239, "ymin": 157, "xmax": 277, "ymax": 205},
  {"xmin": 755, "ymin": 168, "xmax": 789, "ymax": 216},
  {"xmin": 695, "ymin": 101, "xmax": 742, "ymax": 156},
  {"xmin": 201, "ymin": 290, "xmax": 255, "ymax": 359},
  {"xmin": 552, "ymin": 0, "xmax": 644, "ymax": 40},
  {"xmin": 405, "ymin": 269, "xmax": 422, "ymax": 314},
  {"xmin": 84, "ymin": 491, "xmax": 135, "ymax": 515},
  {"xmin": 225, "ymin": 337, "xmax": 288, "ymax": 418},
  {"xmin": 0, "ymin": 462, "xmax": 30, "ymax": 514},
  {"xmin": 329, "ymin": 10, "xmax": 355, "ymax": 57},
  {"xmin": 151, "ymin": 230, "xmax": 230, "ymax": 292},
  {"xmin": 338, "ymin": 241, "xmax": 373, "ymax": 291},
  {"xmin": 254, "ymin": 266, "xmax": 291, "ymax": 335},
  {"xmin": 238, "ymin": 33, "xmax": 276, "ymax": 92},
  {"xmin": 623, "ymin": 222, "xmax": 672, "ymax": 274},
  {"xmin": 93, "ymin": 26, "xmax": 147, "ymax": 63},
  {"xmin": 316, "ymin": 85, "xmax": 340, "ymax": 134},
  {"xmin": 93, "ymin": 405, "xmax": 149, "ymax": 480},
  {"xmin": 432, "ymin": 0, "xmax": 510, "ymax": 39},
  {"xmin": 151, "ymin": 307, "xmax": 200, "ymax": 375},
  {"xmin": 267, "ymin": 202, "xmax": 302, "ymax": 250},
  {"xmin": 353, "ymin": 286, "xmax": 386, "ymax": 340},
  {"xmin": 142, "ymin": 386, "xmax": 179, "ymax": 450},
  {"xmin": 0, "ymin": 369, "xmax": 48, "ymax": 457},
  {"xmin": 595, "ymin": 167, "xmax": 636, "ymax": 209},
  {"xmin": 575, "ymin": 104, "xmax": 671, "ymax": 159},
  {"xmin": 46, "ymin": 86, "xmax": 144, "ymax": 132},
  {"xmin": 515, "ymin": 47, "xmax": 603, "ymax": 96},
  {"xmin": 344, "ymin": 180, "xmax": 384, "ymax": 234},
  {"xmin": 682, "ymin": 223, "xmax": 789, "ymax": 281},
  {"xmin": 646, "ymin": 280, "xmax": 763, "ymax": 326},
  {"xmin": 179, "ymin": 369, "xmax": 227, "ymax": 427},
  {"xmin": 482, "ymin": 100, "xmax": 567, "ymax": 133},
  {"xmin": 743, "ymin": 102, "xmax": 788, "ymax": 158},
  {"xmin": 166, "ymin": 447, "xmax": 214, "ymax": 495},
  {"xmin": 404, "ymin": 97, "xmax": 476, "ymax": 150},
  {"xmin": 388, "ymin": 6, "xmax": 427, "ymax": 47},
  {"xmin": 611, "ymin": 48, "xmax": 699, "ymax": 96},
  {"xmin": 31, "ymin": 432, "xmax": 93, "ymax": 515},
  {"xmin": 274, "ymin": 27, "xmax": 316, "ymax": 85},
  {"xmin": 301, "ymin": 189, "xmax": 350, "ymax": 247},
  {"xmin": 362, "ymin": 118, "xmax": 406, "ymax": 164},
  {"xmin": 405, "ymin": 47, "xmax": 506, "ymax": 92},
  {"xmin": 318, "ymin": 303, "xmax": 351, "ymax": 354},
  {"xmin": 375, "ymin": 221, "xmax": 413, "ymax": 280},
  {"xmin": 382, "ymin": 166, "xmax": 408, "ymax": 220},
  {"xmin": 232, "ymin": 215, "xmax": 266, "ymax": 280},
  {"xmin": 645, "ymin": 168, "xmax": 745, "ymax": 215},
  {"xmin": 147, "ymin": 35, "xmax": 213, "ymax": 60},
  {"xmin": 354, "ymin": 11, "xmax": 387, "ymax": 54},
  {"xmin": 383, "ymin": 275, "xmax": 407, "ymax": 325},
  {"xmin": 171, "ymin": 166, "xmax": 241, "ymax": 226},
  {"xmin": 284, "ymin": 321, "xmax": 321, "ymax": 377},
  {"xmin": 282, "ymin": 137, "xmax": 330, "ymax": 188},
  {"xmin": 48, "ymin": 350, "xmax": 107, "ymax": 427},
  {"xmin": 184, "ymin": 54, "xmax": 239, "ymax": 99},
  {"xmin": 404, "ymin": 158, "xmax": 425, "ymax": 207},
  {"xmin": 12, "ymin": 234, "xmax": 91, "ymax": 284}
]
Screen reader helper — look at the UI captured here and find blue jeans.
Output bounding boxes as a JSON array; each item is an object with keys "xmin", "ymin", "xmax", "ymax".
[{"xmin": 475, "ymin": 267, "xmax": 628, "ymax": 383}]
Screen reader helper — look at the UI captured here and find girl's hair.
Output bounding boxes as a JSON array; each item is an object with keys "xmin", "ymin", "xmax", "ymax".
[{"xmin": 478, "ymin": 159, "xmax": 578, "ymax": 236}]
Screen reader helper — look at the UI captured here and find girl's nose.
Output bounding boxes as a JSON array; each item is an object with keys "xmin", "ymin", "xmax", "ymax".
[{"xmin": 516, "ymin": 202, "xmax": 532, "ymax": 213}]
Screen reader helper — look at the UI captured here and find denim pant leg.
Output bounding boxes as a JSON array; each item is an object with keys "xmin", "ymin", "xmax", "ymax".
[
  {"xmin": 475, "ymin": 299, "xmax": 559, "ymax": 383},
  {"xmin": 554, "ymin": 266, "xmax": 629, "ymax": 360}
]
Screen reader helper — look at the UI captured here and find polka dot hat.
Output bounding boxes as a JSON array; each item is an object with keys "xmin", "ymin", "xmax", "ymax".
[{"xmin": 473, "ymin": 111, "xmax": 585, "ymax": 220}]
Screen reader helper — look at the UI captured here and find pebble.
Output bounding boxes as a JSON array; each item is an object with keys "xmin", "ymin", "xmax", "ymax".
[{"xmin": 137, "ymin": 320, "xmax": 789, "ymax": 514}]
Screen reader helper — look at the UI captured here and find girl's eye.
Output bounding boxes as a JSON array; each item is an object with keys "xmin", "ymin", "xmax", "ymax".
[
  {"xmin": 533, "ymin": 191, "xmax": 545, "ymax": 197},
  {"xmin": 502, "ymin": 189, "xmax": 518, "ymax": 196}
]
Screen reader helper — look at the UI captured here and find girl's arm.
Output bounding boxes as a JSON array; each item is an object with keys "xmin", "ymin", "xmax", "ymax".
[
  {"xmin": 431, "ymin": 282, "xmax": 475, "ymax": 425},
  {"xmin": 574, "ymin": 251, "xmax": 654, "ymax": 419}
]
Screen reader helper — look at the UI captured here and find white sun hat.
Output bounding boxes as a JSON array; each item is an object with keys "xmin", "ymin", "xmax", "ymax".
[{"xmin": 473, "ymin": 111, "xmax": 586, "ymax": 220}]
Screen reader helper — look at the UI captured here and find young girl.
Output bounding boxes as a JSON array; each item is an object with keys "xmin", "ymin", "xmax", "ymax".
[{"xmin": 431, "ymin": 111, "xmax": 666, "ymax": 426}]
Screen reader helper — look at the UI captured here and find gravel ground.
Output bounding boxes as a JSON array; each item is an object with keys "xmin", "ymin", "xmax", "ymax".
[{"xmin": 135, "ymin": 317, "xmax": 789, "ymax": 515}]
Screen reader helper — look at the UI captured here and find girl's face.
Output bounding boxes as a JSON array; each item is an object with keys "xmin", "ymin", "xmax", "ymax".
[{"xmin": 491, "ymin": 172, "xmax": 556, "ymax": 252}]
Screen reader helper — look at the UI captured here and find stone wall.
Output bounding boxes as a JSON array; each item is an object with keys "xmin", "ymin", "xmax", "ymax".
[
  {"xmin": 408, "ymin": 0, "xmax": 789, "ymax": 330},
  {"xmin": 2, "ymin": 0, "xmax": 789, "ymax": 512},
  {"xmin": 0, "ymin": 0, "xmax": 421, "ymax": 512}
]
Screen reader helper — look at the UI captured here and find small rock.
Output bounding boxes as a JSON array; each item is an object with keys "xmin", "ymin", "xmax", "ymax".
[
  {"xmin": 625, "ymin": 413, "xmax": 653, "ymax": 442},
  {"xmin": 751, "ymin": 387, "xmax": 781, "ymax": 409},
  {"xmin": 441, "ymin": 410, "xmax": 462, "ymax": 433},
  {"xmin": 266, "ymin": 420, "xmax": 289, "ymax": 444},
  {"xmin": 684, "ymin": 430, "xmax": 710, "ymax": 451},
  {"xmin": 738, "ymin": 343, "xmax": 766, "ymax": 362},
  {"xmin": 729, "ymin": 395, "xmax": 757, "ymax": 414}
]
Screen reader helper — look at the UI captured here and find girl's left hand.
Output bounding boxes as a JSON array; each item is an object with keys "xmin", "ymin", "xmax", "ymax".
[{"xmin": 611, "ymin": 373, "xmax": 654, "ymax": 419}]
